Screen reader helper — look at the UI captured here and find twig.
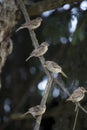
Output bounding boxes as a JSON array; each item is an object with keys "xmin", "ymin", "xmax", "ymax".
[
  {"xmin": 54, "ymin": 78, "xmax": 70, "ymax": 96},
  {"xmin": 34, "ymin": 77, "xmax": 53, "ymax": 130},
  {"xmin": 73, "ymin": 103, "xmax": 87, "ymax": 130},
  {"xmin": 16, "ymin": 1, "xmax": 53, "ymax": 130},
  {"xmin": 72, "ymin": 107, "xmax": 79, "ymax": 130},
  {"xmin": 78, "ymin": 103, "xmax": 87, "ymax": 114},
  {"xmin": 75, "ymin": 102, "xmax": 87, "ymax": 114}
]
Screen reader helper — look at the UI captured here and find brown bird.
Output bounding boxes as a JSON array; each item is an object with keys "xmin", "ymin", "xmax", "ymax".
[
  {"xmin": 16, "ymin": 17, "xmax": 42, "ymax": 32},
  {"xmin": 43, "ymin": 60, "xmax": 67, "ymax": 78},
  {"xmin": 26, "ymin": 42, "xmax": 49, "ymax": 61},
  {"xmin": 66, "ymin": 87, "xmax": 87, "ymax": 103},
  {"xmin": 21, "ymin": 105, "xmax": 46, "ymax": 118}
]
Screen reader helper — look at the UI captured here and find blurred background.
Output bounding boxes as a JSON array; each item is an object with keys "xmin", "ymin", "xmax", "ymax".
[{"xmin": 0, "ymin": 0, "xmax": 87, "ymax": 130}]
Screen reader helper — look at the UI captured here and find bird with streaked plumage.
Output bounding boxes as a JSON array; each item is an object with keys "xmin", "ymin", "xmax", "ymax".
[
  {"xmin": 66, "ymin": 87, "xmax": 87, "ymax": 103},
  {"xmin": 21, "ymin": 105, "xmax": 46, "ymax": 118},
  {"xmin": 26, "ymin": 42, "xmax": 49, "ymax": 61},
  {"xmin": 16, "ymin": 17, "xmax": 42, "ymax": 32},
  {"xmin": 43, "ymin": 60, "xmax": 68, "ymax": 78}
]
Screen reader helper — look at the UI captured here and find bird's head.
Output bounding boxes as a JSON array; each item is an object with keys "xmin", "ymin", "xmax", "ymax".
[
  {"xmin": 41, "ymin": 42, "xmax": 49, "ymax": 47},
  {"xmin": 36, "ymin": 17, "xmax": 43, "ymax": 22},
  {"xmin": 43, "ymin": 61, "xmax": 50, "ymax": 67},
  {"xmin": 80, "ymin": 87, "xmax": 87, "ymax": 93}
]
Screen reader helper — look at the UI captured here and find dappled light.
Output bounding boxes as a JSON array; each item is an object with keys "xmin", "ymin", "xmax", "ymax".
[
  {"xmin": 38, "ymin": 77, "xmax": 48, "ymax": 91},
  {"xmin": 80, "ymin": 0, "xmax": 87, "ymax": 10}
]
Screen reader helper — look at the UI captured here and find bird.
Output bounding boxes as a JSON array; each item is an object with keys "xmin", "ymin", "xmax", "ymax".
[
  {"xmin": 66, "ymin": 87, "xmax": 87, "ymax": 103},
  {"xmin": 26, "ymin": 42, "xmax": 49, "ymax": 61},
  {"xmin": 21, "ymin": 105, "xmax": 46, "ymax": 118},
  {"xmin": 16, "ymin": 17, "xmax": 42, "ymax": 32},
  {"xmin": 43, "ymin": 60, "xmax": 67, "ymax": 78}
]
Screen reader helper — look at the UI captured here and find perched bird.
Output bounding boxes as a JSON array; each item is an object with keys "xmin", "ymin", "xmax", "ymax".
[
  {"xmin": 16, "ymin": 17, "xmax": 42, "ymax": 32},
  {"xmin": 43, "ymin": 60, "xmax": 67, "ymax": 78},
  {"xmin": 21, "ymin": 105, "xmax": 46, "ymax": 118},
  {"xmin": 26, "ymin": 42, "xmax": 49, "ymax": 61},
  {"xmin": 66, "ymin": 87, "xmax": 87, "ymax": 103}
]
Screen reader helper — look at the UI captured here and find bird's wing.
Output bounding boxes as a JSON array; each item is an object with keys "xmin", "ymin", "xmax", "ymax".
[
  {"xmin": 34, "ymin": 105, "xmax": 41, "ymax": 112},
  {"xmin": 71, "ymin": 90, "xmax": 82, "ymax": 98},
  {"xmin": 31, "ymin": 20, "xmax": 39, "ymax": 26},
  {"xmin": 30, "ymin": 49, "xmax": 37, "ymax": 56},
  {"xmin": 51, "ymin": 62, "xmax": 61, "ymax": 69}
]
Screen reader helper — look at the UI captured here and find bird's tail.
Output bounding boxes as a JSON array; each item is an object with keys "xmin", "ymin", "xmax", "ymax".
[
  {"xmin": 16, "ymin": 26, "xmax": 27, "ymax": 32},
  {"xmin": 61, "ymin": 71, "xmax": 68, "ymax": 78},
  {"xmin": 21, "ymin": 111, "xmax": 30, "ymax": 117},
  {"xmin": 25, "ymin": 55, "xmax": 32, "ymax": 62}
]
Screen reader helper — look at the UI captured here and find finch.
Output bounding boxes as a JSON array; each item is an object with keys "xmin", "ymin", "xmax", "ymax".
[
  {"xmin": 43, "ymin": 60, "xmax": 67, "ymax": 78},
  {"xmin": 21, "ymin": 105, "xmax": 46, "ymax": 118},
  {"xmin": 16, "ymin": 17, "xmax": 42, "ymax": 31},
  {"xmin": 26, "ymin": 42, "xmax": 49, "ymax": 61},
  {"xmin": 66, "ymin": 87, "xmax": 87, "ymax": 103}
]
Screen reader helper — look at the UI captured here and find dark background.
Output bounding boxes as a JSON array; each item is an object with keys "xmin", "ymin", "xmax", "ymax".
[{"xmin": 0, "ymin": 0, "xmax": 87, "ymax": 130}]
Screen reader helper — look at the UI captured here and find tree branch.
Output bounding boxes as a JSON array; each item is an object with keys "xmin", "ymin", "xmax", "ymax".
[
  {"xmin": 73, "ymin": 107, "xmax": 79, "ymax": 130},
  {"xmin": 16, "ymin": 1, "xmax": 53, "ymax": 130},
  {"xmin": 54, "ymin": 78, "xmax": 70, "ymax": 96}
]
